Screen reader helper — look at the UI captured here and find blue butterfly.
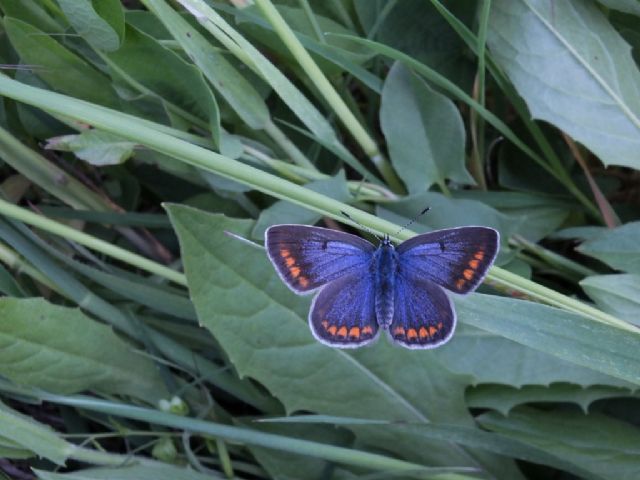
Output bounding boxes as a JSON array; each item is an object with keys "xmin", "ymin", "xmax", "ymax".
[{"xmin": 265, "ymin": 224, "xmax": 499, "ymax": 349}]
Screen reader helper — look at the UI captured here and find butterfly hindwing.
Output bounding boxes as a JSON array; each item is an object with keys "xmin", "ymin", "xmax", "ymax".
[
  {"xmin": 265, "ymin": 225, "xmax": 375, "ymax": 294},
  {"xmin": 388, "ymin": 273, "xmax": 455, "ymax": 349},
  {"xmin": 397, "ymin": 226, "xmax": 499, "ymax": 295},
  {"xmin": 309, "ymin": 268, "xmax": 379, "ymax": 348}
]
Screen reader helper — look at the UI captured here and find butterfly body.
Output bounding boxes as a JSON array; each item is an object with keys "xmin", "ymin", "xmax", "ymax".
[
  {"xmin": 265, "ymin": 224, "xmax": 499, "ymax": 349},
  {"xmin": 372, "ymin": 237, "xmax": 397, "ymax": 329}
]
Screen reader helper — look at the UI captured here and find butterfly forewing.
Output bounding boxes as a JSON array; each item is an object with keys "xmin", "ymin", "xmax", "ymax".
[
  {"xmin": 309, "ymin": 269, "xmax": 379, "ymax": 348},
  {"xmin": 265, "ymin": 225, "xmax": 375, "ymax": 294},
  {"xmin": 397, "ymin": 226, "xmax": 499, "ymax": 295}
]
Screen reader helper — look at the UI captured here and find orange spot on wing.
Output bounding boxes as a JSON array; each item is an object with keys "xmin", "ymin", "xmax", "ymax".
[
  {"xmin": 362, "ymin": 326, "xmax": 374, "ymax": 336},
  {"xmin": 437, "ymin": 322, "xmax": 443, "ymax": 329},
  {"xmin": 285, "ymin": 257, "xmax": 295, "ymax": 267},
  {"xmin": 407, "ymin": 328, "xmax": 418, "ymax": 340},
  {"xmin": 328, "ymin": 325, "xmax": 337, "ymax": 335},
  {"xmin": 428, "ymin": 326, "xmax": 438, "ymax": 336},
  {"xmin": 321, "ymin": 320, "xmax": 329, "ymax": 329},
  {"xmin": 463, "ymin": 269, "xmax": 474, "ymax": 280},
  {"xmin": 474, "ymin": 251, "xmax": 484, "ymax": 261},
  {"xmin": 456, "ymin": 278, "xmax": 466, "ymax": 290},
  {"xmin": 419, "ymin": 327, "xmax": 429, "ymax": 338},
  {"xmin": 280, "ymin": 249, "xmax": 291, "ymax": 258},
  {"xmin": 349, "ymin": 327, "xmax": 360, "ymax": 339},
  {"xmin": 337, "ymin": 326, "xmax": 348, "ymax": 338},
  {"xmin": 298, "ymin": 276, "xmax": 309, "ymax": 288},
  {"xmin": 393, "ymin": 326, "xmax": 405, "ymax": 336},
  {"xmin": 469, "ymin": 259, "xmax": 480, "ymax": 269},
  {"xmin": 290, "ymin": 266, "xmax": 301, "ymax": 278}
]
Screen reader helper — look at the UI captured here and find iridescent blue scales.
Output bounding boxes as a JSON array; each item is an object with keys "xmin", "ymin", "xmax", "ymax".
[{"xmin": 265, "ymin": 225, "xmax": 499, "ymax": 349}]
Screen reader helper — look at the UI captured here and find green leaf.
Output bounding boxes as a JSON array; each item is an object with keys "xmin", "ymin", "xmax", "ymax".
[
  {"xmin": 45, "ymin": 130, "xmax": 135, "ymax": 166},
  {"xmin": 380, "ymin": 62, "xmax": 473, "ymax": 193},
  {"xmin": 167, "ymin": 205, "xmax": 522, "ymax": 479},
  {"xmin": 0, "ymin": 0, "xmax": 65, "ymax": 34},
  {"xmin": 479, "ymin": 407, "xmax": 640, "ymax": 480},
  {"xmin": 0, "ymin": 297, "xmax": 167, "ymax": 402},
  {"xmin": 3, "ymin": 17, "xmax": 120, "ymax": 107},
  {"xmin": 581, "ymin": 274, "xmax": 640, "ymax": 325},
  {"xmin": 488, "ymin": 0, "xmax": 640, "ymax": 170},
  {"xmin": 577, "ymin": 221, "xmax": 640, "ymax": 274},
  {"xmin": 597, "ymin": 0, "xmax": 640, "ymax": 15},
  {"xmin": 457, "ymin": 294, "xmax": 640, "ymax": 386},
  {"xmin": 57, "ymin": 0, "xmax": 123, "ymax": 52},
  {"xmin": 34, "ymin": 464, "xmax": 216, "ymax": 480},
  {"xmin": 144, "ymin": 0, "xmax": 269, "ymax": 130},
  {"xmin": 0, "ymin": 401, "xmax": 73, "ymax": 465},
  {"xmin": 467, "ymin": 383, "xmax": 635, "ymax": 415},
  {"xmin": 104, "ymin": 24, "xmax": 222, "ymax": 147},
  {"xmin": 252, "ymin": 171, "xmax": 350, "ymax": 239},
  {"xmin": 435, "ymin": 324, "xmax": 632, "ymax": 389}
]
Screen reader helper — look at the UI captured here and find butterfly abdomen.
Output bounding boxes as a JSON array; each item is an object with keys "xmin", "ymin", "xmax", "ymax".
[{"xmin": 374, "ymin": 243, "xmax": 398, "ymax": 328}]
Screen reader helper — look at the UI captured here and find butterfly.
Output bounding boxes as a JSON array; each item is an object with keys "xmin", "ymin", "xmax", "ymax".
[{"xmin": 265, "ymin": 224, "xmax": 499, "ymax": 349}]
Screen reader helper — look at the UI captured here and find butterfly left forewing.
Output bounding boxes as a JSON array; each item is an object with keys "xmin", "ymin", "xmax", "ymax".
[
  {"xmin": 397, "ymin": 226, "xmax": 499, "ymax": 295},
  {"xmin": 265, "ymin": 225, "xmax": 375, "ymax": 294}
]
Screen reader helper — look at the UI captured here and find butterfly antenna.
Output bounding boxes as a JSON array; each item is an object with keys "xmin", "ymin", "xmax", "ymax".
[
  {"xmin": 340, "ymin": 211, "xmax": 382, "ymax": 241},
  {"xmin": 395, "ymin": 207, "xmax": 431, "ymax": 236}
]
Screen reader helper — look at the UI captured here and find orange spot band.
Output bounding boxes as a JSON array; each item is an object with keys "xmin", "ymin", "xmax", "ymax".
[{"xmin": 463, "ymin": 269, "xmax": 474, "ymax": 280}]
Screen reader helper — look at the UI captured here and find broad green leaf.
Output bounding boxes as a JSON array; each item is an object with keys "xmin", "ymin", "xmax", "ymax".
[
  {"xmin": 435, "ymin": 324, "xmax": 632, "ymax": 389},
  {"xmin": 3, "ymin": 17, "xmax": 120, "ymax": 107},
  {"xmin": 597, "ymin": 0, "xmax": 640, "ymax": 15},
  {"xmin": 104, "ymin": 25, "xmax": 222, "ymax": 147},
  {"xmin": 57, "ymin": 0, "xmax": 122, "ymax": 52},
  {"xmin": 144, "ymin": 0, "xmax": 269, "ymax": 130},
  {"xmin": 467, "ymin": 383, "xmax": 635, "ymax": 415},
  {"xmin": 0, "ymin": 401, "xmax": 73, "ymax": 465},
  {"xmin": 479, "ymin": 407, "xmax": 640, "ymax": 480},
  {"xmin": 457, "ymin": 294, "xmax": 640, "ymax": 385},
  {"xmin": 354, "ymin": 0, "xmax": 472, "ymax": 83},
  {"xmin": 454, "ymin": 191, "xmax": 571, "ymax": 242},
  {"xmin": 0, "ymin": 0, "xmax": 65, "ymax": 34},
  {"xmin": 45, "ymin": 130, "xmax": 135, "ymax": 166},
  {"xmin": 577, "ymin": 222, "xmax": 640, "ymax": 274},
  {"xmin": 252, "ymin": 171, "xmax": 350, "ymax": 238},
  {"xmin": 581, "ymin": 274, "xmax": 640, "ymax": 325},
  {"xmin": 35, "ymin": 464, "xmax": 215, "ymax": 480},
  {"xmin": 0, "ymin": 297, "xmax": 167, "ymax": 402},
  {"xmin": 0, "ymin": 439, "xmax": 33, "ymax": 460},
  {"xmin": 488, "ymin": 0, "xmax": 640, "ymax": 170},
  {"xmin": 380, "ymin": 62, "xmax": 473, "ymax": 193},
  {"xmin": 167, "ymin": 206, "xmax": 522, "ymax": 479}
]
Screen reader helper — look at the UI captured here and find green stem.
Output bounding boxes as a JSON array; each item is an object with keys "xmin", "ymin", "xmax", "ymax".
[
  {"xmin": 263, "ymin": 119, "xmax": 316, "ymax": 169},
  {"xmin": 254, "ymin": 0, "xmax": 404, "ymax": 192},
  {"xmin": 0, "ymin": 74, "xmax": 629, "ymax": 332},
  {"xmin": 0, "ymin": 198, "xmax": 187, "ymax": 286}
]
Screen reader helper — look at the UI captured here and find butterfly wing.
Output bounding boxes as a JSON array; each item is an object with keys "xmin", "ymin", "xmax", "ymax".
[
  {"xmin": 265, "ymin": 225, "xmax": 375, "ymax": 294},
  {"xmin": 388, "ymin": 273, "xmax": 455, "ymax": 349},
  {"xmin": 309, "ymin": 268, "xmax": 379, "ymax": 348},
  {"xmin": 397, "ymin": 226, "xmax": 499, "ymax": 295}
]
